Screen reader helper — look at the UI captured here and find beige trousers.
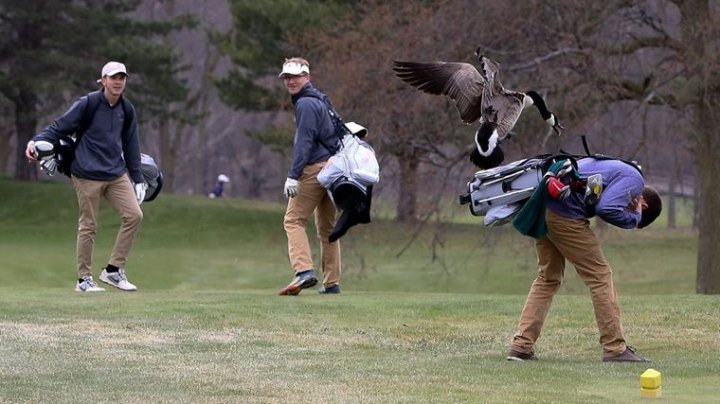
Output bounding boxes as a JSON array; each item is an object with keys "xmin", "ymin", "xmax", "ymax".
[
  {"xmin": 283, "ymin": 162, "xmax": 341, "ymax": 287},
  {"xmin": 511, "ymin": 209, "xmax": 626, "ymax": 356},
  {"xmin": 72, "ymin": 174, "xmax": 143, "ymax": 278}
]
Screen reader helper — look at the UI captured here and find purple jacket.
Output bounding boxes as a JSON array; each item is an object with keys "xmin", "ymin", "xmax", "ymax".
[{"xmin": 547, "ymin": 158, "xmax": 644, "ymax": 229}]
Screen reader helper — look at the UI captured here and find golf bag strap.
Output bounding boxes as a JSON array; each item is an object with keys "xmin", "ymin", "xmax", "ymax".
[
  {"xmin": 297, "ymin": 88, "xmax": 348, "ymax": 154},
  {"xmin": 78, "ymin": 91, "xmax": 135, "ymax": 141},
  {"xmin": 559, "ymin": 135, "xmax": 644, "ymax": 177}
]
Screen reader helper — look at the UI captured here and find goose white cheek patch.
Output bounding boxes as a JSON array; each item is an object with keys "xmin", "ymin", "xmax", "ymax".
[{"xmin": 476, "ymin": 129, "xmax": 499, "ymax": 157}]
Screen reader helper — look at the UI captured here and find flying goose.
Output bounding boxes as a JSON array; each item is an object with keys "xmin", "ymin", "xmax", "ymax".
[{"xmin": 393, "ymin": 51, "xmax": 563, "ymax": 169}]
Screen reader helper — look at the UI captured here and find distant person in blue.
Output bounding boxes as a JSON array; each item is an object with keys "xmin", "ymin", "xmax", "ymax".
[
  {"xmin": 208, "ymin": 174, "xmax": 230, "ymax": 198},
  {"xmin": 507, "ymin": 158, "xmax": 662, "ymax": 363}
]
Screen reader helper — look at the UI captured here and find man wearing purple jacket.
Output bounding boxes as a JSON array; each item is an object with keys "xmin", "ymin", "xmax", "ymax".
[{"xmin": 507, "ymin": 158, "xmax": 662, "ymax": 362}]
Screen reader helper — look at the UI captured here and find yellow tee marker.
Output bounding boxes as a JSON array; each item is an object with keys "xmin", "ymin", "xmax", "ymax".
[{"xmin": 640, "ymin": 368, "xmax": 662, "ymax": 398}]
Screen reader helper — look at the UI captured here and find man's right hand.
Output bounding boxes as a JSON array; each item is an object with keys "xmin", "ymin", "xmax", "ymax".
[
  {"xmin": 25, "ymin": 141, "xmax": 37, "ymax": 161},
  {"xmin": 283, "ymin": 178, "xmax": 299, "ymax": 198}
]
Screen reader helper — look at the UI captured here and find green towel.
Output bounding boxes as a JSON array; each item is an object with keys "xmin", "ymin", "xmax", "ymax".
[
  {"xmin": 511, "ymin": 177, "xmax": 550, "ymax": 238},
  {"xmin": 512, "ymin": 160, "xmax": 571, "ymax": 239}
]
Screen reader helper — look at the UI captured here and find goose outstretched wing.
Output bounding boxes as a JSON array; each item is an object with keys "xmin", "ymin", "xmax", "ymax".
[{"xmin": 393, "ymin": 61, "xmax": 485, "ymax": 124}]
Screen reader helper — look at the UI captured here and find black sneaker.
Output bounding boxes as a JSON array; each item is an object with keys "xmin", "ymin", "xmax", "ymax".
[
  {"xmin": 507, "ymin": 349, "xmax": 538, "ymax": 361},
  {"xmin": 278, "ymin": 269, "xmax": 318, "ymax": 296},
  {"xmin": 318, "ymin": 284, "xmax": 341, "ymax": 294},
  {"xmin": 603, "ymin": 346, "xmax": 651, "ymax": 363}
]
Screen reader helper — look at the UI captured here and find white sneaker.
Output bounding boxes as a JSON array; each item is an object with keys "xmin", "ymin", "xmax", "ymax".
[
  {"xmin": 75, "ymin": 276, "xmax": 105, "ymax": 292},
  {"xmin": 99, "ymin": 268, "xmax": 138, "ymax": 291}
]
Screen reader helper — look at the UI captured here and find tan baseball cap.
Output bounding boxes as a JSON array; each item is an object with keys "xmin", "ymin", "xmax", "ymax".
[{"xmin": 97, "ymin": 61, "xmax": 128, "ymax": 82}]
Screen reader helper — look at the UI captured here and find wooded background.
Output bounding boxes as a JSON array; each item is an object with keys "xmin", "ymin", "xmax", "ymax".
[{"xmin": 1, "ymin": 0, "xmax": 718, "ymax": 293}]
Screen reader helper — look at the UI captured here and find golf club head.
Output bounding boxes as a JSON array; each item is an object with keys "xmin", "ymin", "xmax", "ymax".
[{"xmin": 584, "ymin": 174, "xmax": 603, "ymax": 208}]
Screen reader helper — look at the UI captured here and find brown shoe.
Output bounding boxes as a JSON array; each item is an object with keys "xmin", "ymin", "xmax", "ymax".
[
  {"xmin": 507, "ymin": 349, "xmax": 538, "ymax": 361},
  {"xmin": 603, "ymin": 346, "xmax": 651, "ymax": 363}
]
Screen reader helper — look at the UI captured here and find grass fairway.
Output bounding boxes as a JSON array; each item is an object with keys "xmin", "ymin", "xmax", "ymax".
[{"xmin": 1, "ymin": 178, "xmax": 717, "ymax": 403}]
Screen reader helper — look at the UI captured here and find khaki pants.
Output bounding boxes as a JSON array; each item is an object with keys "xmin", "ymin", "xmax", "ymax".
[
  {"xmin": 72, "ymin": 174, "xmax": 143, "ymax": 278},
  {"xmin": 511, "ymin": 209, "xmax": 626, "ymax": 356},
  {"xmin": 283, "ymin": 162, "xmax": 341, "ymax": 287}
]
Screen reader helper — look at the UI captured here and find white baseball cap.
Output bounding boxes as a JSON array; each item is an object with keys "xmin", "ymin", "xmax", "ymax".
[
  {"xmin": 278, "ymin": 61, "xmax": 310, "ymax": 78},
  {"xmin": 97, "ymin": 61, "xmax": 128, "ymax": 82},
  {"xmin": 218, "ymin": 174, "xmax": 230, "ymax": 183}
]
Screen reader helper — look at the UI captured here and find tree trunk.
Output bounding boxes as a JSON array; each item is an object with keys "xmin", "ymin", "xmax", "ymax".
[
  {"xmin": 1, "ymin": 101, "xmax": 12, "ymax": 174},
  {"xmin": 679, "ymin": 0, "xmax": 720, "ymax": 294},
  {"xmin": 667, "ymin": 153, "xmax": 677, "ymax": 229},
  {"xmin": 13, "ymin": 90, "xmax": 38, "ymax": 181},
  {"xmin": 158, "ymin": 119, "xmax": 176, "ymax": 193},
  {"xmin": 1, "ymin": 127, "xmax": 11, "ymax": 176},
  {"xmin": 693, "ymin": 181, "xmax": 699, "ymax": 230},
  {"xmin": 396, "ymin": 152, "xmax": 419, "ymax": 223},
  {"xmin": 695, "ymin": 101, "xmax": 720, "ymax": 294}
]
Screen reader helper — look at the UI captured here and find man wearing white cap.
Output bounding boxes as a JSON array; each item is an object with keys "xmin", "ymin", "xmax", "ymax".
[
  {"xmin": 25, "ymin": 61, "xmax": 145, "ymax": 293},
  {"xmin": 278, "ymin": 57, "xmax": 342, "ymax": 295}
]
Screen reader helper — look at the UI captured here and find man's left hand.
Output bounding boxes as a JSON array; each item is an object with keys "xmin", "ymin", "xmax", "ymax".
[
  {"xmin": 134, "ymin": 182, "xmax": 148, "ymax": 205},
  {"xmin": 629, "ymin": 195, "xmax": 646, "ymax": 214}
]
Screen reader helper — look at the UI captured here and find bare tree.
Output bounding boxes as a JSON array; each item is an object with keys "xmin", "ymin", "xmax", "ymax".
[
  {"xmin": 308, "ymin": 1, "xmax": 522, "ymax": 222},
  {"xmin": 676, "ymin": 0, "xmax": 720, "ymax": 293},
  {"xmin": 306, "ymin": 0, "xmax": 719, "ymax": 292},
  {"xmin": 548, "ymin": 0, "xmax": 720, "ymax": 293}
]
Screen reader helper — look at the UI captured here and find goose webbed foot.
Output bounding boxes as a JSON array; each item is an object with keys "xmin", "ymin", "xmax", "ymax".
[{"xmin": 551, "ymin": 115, "xmax": 564, "ymax": 136}]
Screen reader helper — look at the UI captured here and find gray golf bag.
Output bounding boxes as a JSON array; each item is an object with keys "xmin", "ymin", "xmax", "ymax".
[
  {"xmin": 459, "ymin": 156, "xmax": 551, "ymax": 226},
  {"xmin": 140, "ymin": 153, "xmax": 163, "ymax": 202}
]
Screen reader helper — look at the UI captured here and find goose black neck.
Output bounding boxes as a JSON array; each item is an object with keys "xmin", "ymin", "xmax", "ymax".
[{"xmin": 526, "ymin": 91, "xmax": 552, "ymax": 120}]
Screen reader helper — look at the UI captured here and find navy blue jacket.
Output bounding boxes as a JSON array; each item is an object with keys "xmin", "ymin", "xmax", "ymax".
[
  {"xmin": 34, "ymin": 91, "xmax": 143, "ymax": 184},
  {"xmin": 287, "ymin": 84, "xmax": 337, "ymax": 179}
]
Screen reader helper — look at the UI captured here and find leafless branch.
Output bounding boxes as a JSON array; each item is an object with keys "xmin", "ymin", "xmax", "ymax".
[
  {"xmin": 597, "ymin": 35, "xmax": 685, "ymax": 54},
  {"xmin": 504, "ymin": 48, "xmax": 588, "ymax": 72}
]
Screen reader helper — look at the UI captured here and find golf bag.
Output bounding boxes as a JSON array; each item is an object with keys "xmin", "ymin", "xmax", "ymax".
[
  {"xmin": 317, "ymin": 132, "xmax": 379, "ymax": 242},
  {"xmin": 459, "ymin": 133, "xmax": 646, "ymax": 226},
  {"xmin": 458, "ymin": 155, "xmax": 569, "ymax": 226},
  {"xmin": 301, "ymin": 86, "xmax": 379, "ymax": 241},
  {"xmin": 140, "ymin": 153, "xmax": 163, "ymax": 202},
  {"xmin": 317, "ymin": 133, "xmax": 379, "ymax": 191}
]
